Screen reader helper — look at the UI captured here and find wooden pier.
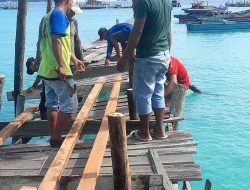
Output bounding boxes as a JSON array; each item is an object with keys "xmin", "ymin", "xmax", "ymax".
[
  {"xmin": 0, "ymin": 2, "xmax": 203, "ymax": 187},
  {"xmin": 0, "ymin": 39, "xmax": 202, "ymax": 190}
]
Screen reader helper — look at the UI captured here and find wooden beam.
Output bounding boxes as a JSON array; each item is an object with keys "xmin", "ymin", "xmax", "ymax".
[
  {"xmin": 0, "ymin": 117, "xmax": 183, "ymax": 138},
  {"xmin": 108, "ymin": 113, "xmax": 131, "ymax": 190},
  {"xmin": 0, "ymin": 105, "xmax": 38, "ymax": 145},
  {"xmin": 77, "ymin": 74, "xmax": 122, "ymax": 190},
  {"xmin": 14, "ymin": 0, "xmax": 27, "ymax": 113},
  {"xmin": 148, "ymin": 148, "xmax": 174, "ymax": 190},
  {"xmin": 20, "ymin": 186, "xmax": 37, "ymax": 190},
  {"xmin": 0, "ymin": 75, "xmax": 4, "ymax": 110},
  {"xmin": 37, "ymin": 77, "xmax": 105, "ymax": 190}
]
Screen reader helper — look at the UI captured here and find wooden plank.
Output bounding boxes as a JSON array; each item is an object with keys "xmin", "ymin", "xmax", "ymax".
[
  {"xmin": 0, "ymin": 105, "xmax": 38, "ymax": 145},
  {"xmin": 77, "ymin": 74, "xmax": 122, "ymax": 190},
  {"xmin": 84, "ymin": 53, "xmax": 99, "ymax": 63},
  {"xmin": 37, "ymin": 77, "xmax": 105, "ymax": 190},
  {"xmin": 92, "ymin": 54, "xmax": 106, "ymax": 62},
  {"xmin": 148, "ymin": 148, "xmax": 174, "ymax": 190},
  {"xmin": 20, "ymin": 186, "xmax": 37, "ymax": 190},
  {"xmin": 0, "ymin": 75, "xmax": 5, "ymax": 110},
  {"xmin": 0, "ymin": 174, "xmax": 163, "ymax": 190}
]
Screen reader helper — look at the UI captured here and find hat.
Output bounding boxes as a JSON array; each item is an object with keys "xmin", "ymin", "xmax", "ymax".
[
  {"xmin": 26, "ymin": 57, "xmax": 35, "ymax": 75},
  {"xmin": 71, "ymin": 0, "xmax": 83, "ymax": 14}
]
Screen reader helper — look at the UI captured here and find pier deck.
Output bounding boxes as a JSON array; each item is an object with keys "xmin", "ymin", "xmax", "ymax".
[
  {"xmin": 0, "ymin": 40, "xmax": 202, "ymax": 189},
  {"xmin": 0, "ymin": 130, "xmax": 201, "ymax": 190}
]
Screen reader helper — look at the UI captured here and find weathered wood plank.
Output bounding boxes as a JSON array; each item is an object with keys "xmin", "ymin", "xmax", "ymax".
[
  {"xmin": 0, "ymin": 75, "xmax": 5, "ymax": 110},
  {"xmin": 0, "ymin": 105, "xmax": 38, "ymax": 145},
  {"xmin": 38, "ymin": 77, "xmax": 105, "ymax": 190},
  {"xmin": 0, "ymin": 175, "xmax": 163, "ymax": 190},
  {"xmin": 148, "ymin": 148, "xmax": 174, "ymax": 190},
  {"xmin": 83, "ymin": 53, "xmax": 99, "ymax": 63},
  {"xmin": 77, "ymin": 74, "xmax": 122, "ymax": 190}
]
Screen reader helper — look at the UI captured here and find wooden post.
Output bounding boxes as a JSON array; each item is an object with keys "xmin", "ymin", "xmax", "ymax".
[
  {"xmin": 169, "ymin": 84, "xmax": 187, "ymax": 131},
  {"xmin": 46, "ymin": 0, "xmax": 53, "ymax": 13},
  {"xmin": 204, "ymin": 179, "xmax": 212, "ymax": 190},
  {"xmin": 14, "ymin": 0, "xmax": 27, "ymax": 115},
  {"xmin": 12, "ymin": 94, "xmax": 26, "ymax": 144},
  {"xmin": 108, "ymin": 112, "xmax": 131, "ymax": 190},
  {"xmin": 0, "ymin": 75, "xmax": 4, "ymax": 111},
  {"xmin": 182, "ymin": 181, "xmax": 191, "ymax": 190},
  {"xmin": 126, "ymin": 88, "xmax": 137, "ymax": 120},
  {"xmin": 15, "ymin": 94, "xmax": 25, "ymax": 116}
]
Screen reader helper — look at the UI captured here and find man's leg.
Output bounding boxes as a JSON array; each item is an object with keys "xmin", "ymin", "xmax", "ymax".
[
  {"xmin": 133, "ymin": 58, "xmax": 158, "ymax": 140},
  {"xmin": 56, "ymin": 112, "xmax": 71, "ymax": 138},
  {"xmin": 47, "ymin": 109, "xmax": 59, "ymax": 140},
  {"xmin": 111, "ymin": 39, "xmax": 121, "ymax": 58},
  {"xmin": 151, "ymin": 52, "xmax": 170, "ymax": 138}
]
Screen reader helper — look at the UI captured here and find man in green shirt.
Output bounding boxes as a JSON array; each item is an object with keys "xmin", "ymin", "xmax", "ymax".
[
  {"xmin": 38, "ymin": 0, "xmax": 84, "ymax": 147},
  {"xmin": 118, "ymin": 0, "xmax": 172, "ymax": 141}
]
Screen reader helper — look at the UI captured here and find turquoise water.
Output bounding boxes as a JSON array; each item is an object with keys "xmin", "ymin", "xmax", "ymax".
[{"xmin": 0, "ymin": 3, "xmax": 250, "ymax": 189}]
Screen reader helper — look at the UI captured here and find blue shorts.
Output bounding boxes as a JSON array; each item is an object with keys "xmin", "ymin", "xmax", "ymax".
[
  {"xmin": 43, "ymin": 78, "xmax": 78, "ymax": 114},
  {"xmin": 133, "ymin": 51, "xmax": 171, "ymax": 115}
]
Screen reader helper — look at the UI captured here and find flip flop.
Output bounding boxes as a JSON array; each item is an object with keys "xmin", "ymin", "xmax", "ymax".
[
  {"xmin": 150, "ymin": 129, "xmax": 168, "ymax": 140},
  {"xmin": 128, "ymin": 130, "xmax": 152, "ymax": 141}
]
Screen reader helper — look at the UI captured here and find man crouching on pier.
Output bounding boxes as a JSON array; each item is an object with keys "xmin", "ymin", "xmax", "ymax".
[
  {"xmin": 118, "ymin": 0, "xmax": 172, "ymax": 141},
  {"xmin": 38, "ymin": 0, "xmax": 84, "ymax": 147}
]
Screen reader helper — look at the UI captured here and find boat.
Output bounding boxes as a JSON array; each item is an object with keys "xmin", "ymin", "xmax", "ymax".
[
  {"xmin": 225, "ymin": 1, "xmax": 250, "ymax": 7},
  {"xmin": 78, "ymin": 0, "xmax": 106, "ymax": 9},
  {"xmin": 186, "ymin": 20, "xmax": 250, "ymax": 31},
  {"xmin": 172, "ymin": 0, "xmax": 181, "ymax": 7},
  {"xmin": 1, "ymin": 1, "xmax": 17, "ymax": 9}
]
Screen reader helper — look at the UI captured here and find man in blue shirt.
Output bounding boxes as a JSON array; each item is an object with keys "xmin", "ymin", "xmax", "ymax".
[{"xmin": 98, "ymin": 23, "xmax": 133, "ymax": 67}]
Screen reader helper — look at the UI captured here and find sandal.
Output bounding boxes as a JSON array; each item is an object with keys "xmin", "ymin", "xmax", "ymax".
[
  {"xmin": 49, "ymin": 137, "xmax": 65, "ymax": 148},
  {"xmin": 150, "ymin": 129, "xmax": 168, "ymax": 139},
  {"xmin": 128, "ymin": 130, "xmax": 152, "ymax": 141}
]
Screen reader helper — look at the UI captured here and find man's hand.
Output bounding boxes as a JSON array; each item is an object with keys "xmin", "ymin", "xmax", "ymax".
[
  {"xmin": 58, "ymin": 66, "xmax": 66, "ymax": 80},
  {"xmin": 105, "ymin": 58, "xmax": 110, "ymax": 67},
  {"xmin": 117, "ymin": 56, "xmax": 127, "ymax": 72},
  {"xmin": 27, "ymin": 86, "xmax": 36, "ymax": 93},
  {"xmin": 74, "ymin": 59, "xmax": 85, "ymax": 72}
]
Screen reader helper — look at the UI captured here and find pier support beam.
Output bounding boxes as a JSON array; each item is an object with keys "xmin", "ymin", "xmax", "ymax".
[
  {"xmin": 0, "ymin": 75, "xmax": 5, "ymax": 111},
  {"xmin": 204, "ymin": 179, "xmax": 212, "ymax": 190},
  {"xmin": 126, "ymin": 89, "xmax": 137, "ymax": 120},
  {"xmin": 108, "ymin": 112, "xmax": 131, "ymax": 190},
  {"xmin": 14, "ymin": 0, "xmax": 27, "ymax": 115}
]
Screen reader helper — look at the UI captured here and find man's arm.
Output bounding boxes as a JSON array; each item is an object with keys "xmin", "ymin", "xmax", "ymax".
[
  {"xmin": 165, "ymin": 74, "xmax": 178, "ymax": 97},
  {"xmin": 71, "ymin": 53, "xmax": 85, "ymax": 72},
  {"xmin": 168, "ymin": 31, "xmax": 172, "ymax": 52},
  {"xmin": 35, "ymin": 17, "xmax": 44, "ymax": 63},
  {"xmin": 73, "ymin": 19, "xmax": 84, "ymax": 61},
  {"xmin": 117, "ymin": 19, "xmax": 145, "ymax": 71},
  {"xmin": 51, "ymin": 35, "xmax": 65, "ymax": 80},
  {"xmin": 27, "ymin": 76, "xmax": 42, "ymax": 93}
]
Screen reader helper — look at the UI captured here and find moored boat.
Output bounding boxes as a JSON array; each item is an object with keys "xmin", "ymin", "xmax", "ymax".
[{"xmin": 186, "ymin": 20, "xmax": 250, "ymax": 31}]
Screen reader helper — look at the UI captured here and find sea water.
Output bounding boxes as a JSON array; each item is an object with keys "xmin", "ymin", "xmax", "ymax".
[{"xmin": 0, "ymin": 3, "xmax": 250, "ymax": 190}]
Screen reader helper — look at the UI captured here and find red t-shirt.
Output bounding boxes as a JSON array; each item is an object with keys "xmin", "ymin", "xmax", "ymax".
[{"xmin": 167, "ymin": 56, "xmax": 190, "ymax": 89}]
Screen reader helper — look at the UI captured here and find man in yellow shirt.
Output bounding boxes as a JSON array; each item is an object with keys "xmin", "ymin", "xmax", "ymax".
[{"xmin": 38, "ymin": 0, "xmax": 84, "ymax": 147}]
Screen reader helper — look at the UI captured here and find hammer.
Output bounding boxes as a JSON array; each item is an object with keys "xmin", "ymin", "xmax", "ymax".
[{"xmin": 55, "ymin": 67, "xmax": 77, "ymax": 96}]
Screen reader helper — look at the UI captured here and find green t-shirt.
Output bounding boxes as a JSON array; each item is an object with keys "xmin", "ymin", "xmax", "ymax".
[
  {"xmin": 38, "ymin": 11, "xmax": 72, "ymax": 79},
  {"xmin": 134, "ymin": 0, "xmax": 172, "ymax": 58}
]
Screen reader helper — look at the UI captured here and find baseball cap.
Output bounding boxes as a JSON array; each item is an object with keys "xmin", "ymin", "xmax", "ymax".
[{"xmin": 71, "ymin": 0, "xmax": 83, "ymax": 14}]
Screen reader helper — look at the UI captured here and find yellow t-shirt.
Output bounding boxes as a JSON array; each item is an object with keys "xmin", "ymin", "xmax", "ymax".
[{"xmin": 38, "ymin": 9, "xmax": 72, "ymax": 79}]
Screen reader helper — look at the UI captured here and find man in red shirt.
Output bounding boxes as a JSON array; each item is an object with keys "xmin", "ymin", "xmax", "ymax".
[{"xmin": 165, "ymin": 56, "xmax": 201, "ymax": 106}]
